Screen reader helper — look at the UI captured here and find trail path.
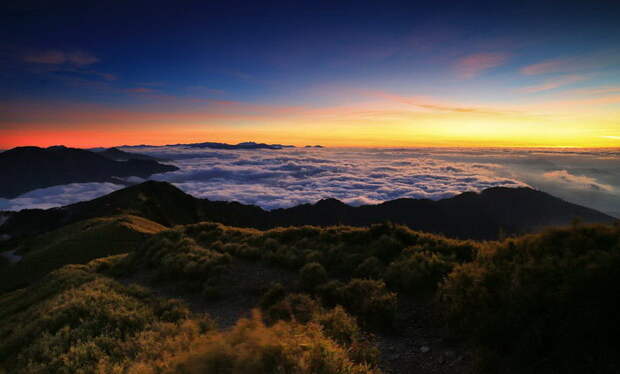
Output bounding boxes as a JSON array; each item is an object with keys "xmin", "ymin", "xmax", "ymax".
[{"xmin": 120, "ymin": 259, "xmax": 473, "ymax": 373}]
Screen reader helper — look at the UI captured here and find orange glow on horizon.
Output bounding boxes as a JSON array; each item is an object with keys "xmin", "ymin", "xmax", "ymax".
[{"xmin": 2, "ymin": 91, "xmax": 619, "ymax": 149}]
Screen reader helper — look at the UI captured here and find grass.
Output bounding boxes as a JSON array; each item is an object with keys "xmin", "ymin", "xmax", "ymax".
[
  {"xmin": 0, "ymin": 263, "xmax": 206, "ymax": 373},
  {"xmin": 0, "ymin": 258, "xmax": 380, "ymax": 374},
  {"xmin": 0, "ymin": 215, "xmax": 165, "ymax": 291},
  {"xmin": 1, "ymin": 215, "xmax": 619, "ymax": 373}
]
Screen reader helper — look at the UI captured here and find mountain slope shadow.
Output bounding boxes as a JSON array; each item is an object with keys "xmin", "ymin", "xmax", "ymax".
[{"xmin": 1, "ymin": 181, "xmax": 615, "ymax": 241}]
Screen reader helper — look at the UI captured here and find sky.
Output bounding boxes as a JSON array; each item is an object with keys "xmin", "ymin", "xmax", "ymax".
[{"xmin": 1, "ymin": 0, "xmax": 620, "ymax": 148}]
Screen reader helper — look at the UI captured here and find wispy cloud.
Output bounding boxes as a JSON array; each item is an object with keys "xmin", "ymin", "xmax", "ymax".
[
  {"xmin": 364, "ymin": 91, "xmax": 511, "ymax": 115},
  {"xmin": 542, "ymin": 170, "xmax": 613, "ymax": 192},
  {"xmin": 570, "ymin": 86, "xmax": 620, "ymax": 95},
  {"xmin": 454, "ymin": 52, "xmax": 508, "ymax": 79},
  {"xmin": 520, "ymin": 52, "xmax": 620, "ymax": 75},
  {"xmin": 23, "ymin": 49, "xmax": 99, "ymax": 66},
  {"xmin": 519, "ymin": 75, "xmax": 586, "ymax": 93},
  {"xmin": 125, "ymin": 87, "xmax": 158, "ymax": 94}
]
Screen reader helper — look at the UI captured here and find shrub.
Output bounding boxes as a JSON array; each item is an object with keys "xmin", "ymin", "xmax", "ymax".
[
  {"xmin": 341, "ymin": 279, "xmax": 397, "ymax": 329},
  {"xmin": 440, "ymin": 225, "xmax": 620, "ymax": 373},
  {"xmin": 266, "ymin": 294, "xmax": 321, "ymax": 324},
  {"xmin": 315, "ymin": 305, "xmax": 361, "ymax": 345},
  {"xmin": 259, "ymin": 282, "xmax": 286, "ymax": 310},
  {"xmin": 0, "ymin": 264, "xmax": 210, "ymax": 373},
  {"xmin": 385, "ymin": 249, "xmax": 453, "ymax": 293},
  {"xmin": 317, "ymin": 278, "xmax": 396, "ymax": 329},
  {"xmin": 128, "ymin": 230, "xmax": 232, "ymax": 287},
  {"xmin": 299, "ymin": 262, "xmax": 328, "ymax": 291},
  {"xmin": 156, "ymin": 312, "xmax": 379, "ymax": 374},
  {"xmin": 355, "ymin": 256, "xmax": 383, "ymax": 279}
]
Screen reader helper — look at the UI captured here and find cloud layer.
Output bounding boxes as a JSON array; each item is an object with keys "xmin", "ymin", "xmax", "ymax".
[
  {"xmin": 141, "ymin": 147, "xmax": 526, "ymax": 209},
  {"xmin": 0, "ymin": 183, "xmax": 124, "ymax": 211},
  {"xmin": 1, "ymin": 147, "xmax": 618, "ymax": 219}
]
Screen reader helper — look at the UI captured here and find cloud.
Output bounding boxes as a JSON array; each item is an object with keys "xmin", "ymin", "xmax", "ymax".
[
  {"xmin": 521, "ymin": 59, "xmax": 569, "ymax": 75},
  {"xmin": 519, "ymin": 75, "xmax": 586, "ymax": 93},
  {"xmin": 143, "ymin": 147, "xmax": 528, "ymax": 210},
  {"xmin": 0, "ymin": 183, "xmax": 124, "ymax": 211},
  {"xmin": 454, "ymin": 52, "xmax": 507, "ymax": 79},
  {"xmin": 363, "ymin": 91, "xmax": 509, "ymax": 115},
  {"xmin": 2, "ymin": 147, "xmax": 618, "ymax": 218},
  {"xmin": 520, "ymin": 52, "xmax": 620, "ymax": 75},
  {"xmin": 23, "ymin": 50, "xmax": 99, "ymax": 66},
  {"xmin": 542, "ymin": 170, "xmax": 614, "ymax": 192},
  {"xmin": 125, "ymin": 87, "xmax": 158, "ymax": 94},
  {"xmin": 570, "ymin": 86, "xmax": 620, "ymax": 96}
]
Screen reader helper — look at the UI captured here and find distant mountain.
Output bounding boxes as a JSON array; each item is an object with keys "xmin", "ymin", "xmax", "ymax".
[
  {"xmin": 120, "ymin": 141, "xmax": 296, "ymax": 150},
  {"xmin": 186, "ymin": 141, "xmax": 295, "ymax": 149},
  {"xmin": 1, "ymin": 181, "xmax": 615, "ymax": 240},
  {"xmin": 0, "ymin": 146, "xmax": 179, "ymax": 198},
  {"xmin": 95, "ymin": 147, "xmax": 165, "ymax": 161}
]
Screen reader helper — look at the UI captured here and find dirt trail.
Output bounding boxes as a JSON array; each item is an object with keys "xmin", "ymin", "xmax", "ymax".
[
  {"xmin": 120, "ymin": 259, "xmax": 297, "ymax": 329},
  {"xmin": 120, "ymin": 260, "xmax": 472, "ymax": 373},
  {"xmin": 375, "ymin": 294, "xmax": 473, "ymax": 373}
]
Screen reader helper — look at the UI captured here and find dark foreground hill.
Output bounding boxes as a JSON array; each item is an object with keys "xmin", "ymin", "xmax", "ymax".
[
  {"xmin": 0, "ymin": 146, "xmax": 178, "ymax": 198},
  {"xmin": 1, "ymin": 181, "xmax": 614, "ymax": 240}
]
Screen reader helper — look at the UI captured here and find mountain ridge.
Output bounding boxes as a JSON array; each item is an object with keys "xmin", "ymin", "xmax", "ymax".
[
  {"xmin": 0, "ymin": 146, "xmax": 179, "ymax": 198},
  {"xmin": 119, "ymin": 141, "xmax": 299, "ymax": 150},
  {"xmin": 1, "ymin": 181, "xmax": 614, "ymax": 240}
]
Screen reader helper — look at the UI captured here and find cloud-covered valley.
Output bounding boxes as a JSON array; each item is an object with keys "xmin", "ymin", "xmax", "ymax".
[{"xmin": 1, "ymin": 147, "xmax": 618, "ymax": 217}]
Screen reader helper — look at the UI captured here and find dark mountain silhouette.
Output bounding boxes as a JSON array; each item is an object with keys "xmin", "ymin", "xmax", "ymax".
[
  {"xmin": 119, "ymin": 141, "xmax": 295, "ymax": 149},
  {"xmin": 95, "ymin": 147, "xmax": 165, "ymax": 161},
  {"xmin": 0, "ymin": 146, "xmax": 178, "ymax": 198},
  {"xmin": 1, "ymin": 181, "xmax": 615, "ymax": 240},
  {"xmin": 186, "ymin": 141, "xmax": 295, "ymax": 149}
]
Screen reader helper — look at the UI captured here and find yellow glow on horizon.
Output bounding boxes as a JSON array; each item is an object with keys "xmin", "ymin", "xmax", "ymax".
[{"xmin": 2, "ymin": 96, "xmax": 619, "ymax": 149}]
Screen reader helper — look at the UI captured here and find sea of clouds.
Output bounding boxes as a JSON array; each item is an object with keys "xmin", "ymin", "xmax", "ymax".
[{"xmin": 1, "ymin": 147, "xmax": 619, "ymax": 217}]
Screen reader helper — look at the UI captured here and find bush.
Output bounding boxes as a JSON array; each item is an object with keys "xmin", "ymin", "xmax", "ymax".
[
  {"xmin": 317, "ymin": 278, "xmax": 397, "ymax": 329},
  {"xmin": 385, "ymin": 249, "xmax": 453, "ymax": 293},
  {"xmin": 0, "ymin": 264, "xmax": 210, "ymax": 373},
  {"xmin": 355, "ymin": 256, "xmax": 383, "ymax": 279},
  {"xmin": 266, "ymin": 294, "xmax": 321, "ymax": 324},
  {"xmin": 128, "ymin": 230, "xmax": 232, "ymax": 287},
  {"xmin": 299, "ymin": 262, "xmax": 328, "ymax": 291},
  {"xmin": 156, "ymin": 312, "xmax": 379, "ymax": 374},
  {"xmin": 341, "ymin": 279, "xmax": 397, "ymax": 329},
  {"xmin": 259, "ymin": 282, "xmax": 286, "ymax": 310},
  {"xmin": 440, "ymin": 225, "xmax": 620, "ymax": 373}
]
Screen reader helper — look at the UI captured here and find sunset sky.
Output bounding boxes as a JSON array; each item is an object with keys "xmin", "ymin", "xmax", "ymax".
[{"xmin": 1, "ymin": 0, "xmax": 620, "ymax": 148}]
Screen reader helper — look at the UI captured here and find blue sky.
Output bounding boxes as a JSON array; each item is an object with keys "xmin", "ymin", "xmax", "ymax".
[{"xmin": 1, "ymin": 0, "xmax": 620, "ymax": 147}]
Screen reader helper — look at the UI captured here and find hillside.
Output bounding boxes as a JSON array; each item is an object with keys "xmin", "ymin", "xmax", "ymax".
[
  {"xmin": 0, "ymin": 146, "xmax": 178, "ymax": 198},
  {"xmin": 0, "ymin": 215, "xmax": 165, "ymax": 291},
  {"xmin": 1, "ymin": 181, "xmax": 615, "ymax": 240},
  {"xmin": 1, "ymin": 220, "xmax": 618, "ymax": 373}
]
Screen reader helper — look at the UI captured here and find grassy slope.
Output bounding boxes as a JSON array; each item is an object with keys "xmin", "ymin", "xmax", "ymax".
[
  {"xmin": 0, "ymin": 215, "xmax": 165, "ymax": 291},
  {"xmin": 1, "ymin": 219, "xmax": 619, "ymax": 373},
  {"xmin": 0, "ymin": 259, "xmax": 379, "ymax": 374},
  {"xmin": 126, "ymin": 221, "xmax": 620, "ymax": 373}
]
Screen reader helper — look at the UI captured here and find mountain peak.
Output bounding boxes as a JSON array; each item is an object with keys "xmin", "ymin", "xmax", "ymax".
[
  {"xmin": 314, "ymin": 198, "xmax": 347, "ymax": 208},
  {"xmin": 0, "ymin": 146, "xmax": 178, "ymax": 199}
]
